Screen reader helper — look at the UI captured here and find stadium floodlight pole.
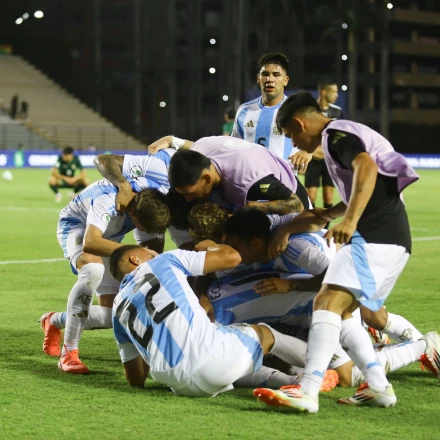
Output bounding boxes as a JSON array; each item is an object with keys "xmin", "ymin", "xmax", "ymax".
[{"xmin": 94, "ymin": 0, "xmax": 102, "ymax": 115}]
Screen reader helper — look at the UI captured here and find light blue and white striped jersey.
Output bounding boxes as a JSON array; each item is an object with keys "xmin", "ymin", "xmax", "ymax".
[
  {"xmin": 59, "ymin": 179, "xmax": 134, "ymax": 243},
  {"xmin": 231, "ymin": 95, "xmax": 299, "ymax": 160},
  {"xmin": 113, "ymin": 250, "xmax": 220, "ymax": 377},
  {"xmin": 122, "ymin": 149, "xmax": 174, "ymax": 194}
]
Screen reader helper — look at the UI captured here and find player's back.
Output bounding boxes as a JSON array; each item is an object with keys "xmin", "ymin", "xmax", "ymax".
[{"xmin": 114, "ymin": 251, "xmax": 215, "ymax": 374}]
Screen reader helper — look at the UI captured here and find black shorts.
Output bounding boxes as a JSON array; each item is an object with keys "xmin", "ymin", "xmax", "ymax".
[{"xmin": 304, "ymin": 159, "xmax": 334, "ymax": 188}]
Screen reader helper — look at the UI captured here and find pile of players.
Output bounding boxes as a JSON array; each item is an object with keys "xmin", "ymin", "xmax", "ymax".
[{"xmin": 40, "ymin": 53, "xmax": 439, "ymax": 414}]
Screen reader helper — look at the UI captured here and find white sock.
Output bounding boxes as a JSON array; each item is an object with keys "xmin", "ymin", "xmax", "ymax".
[
  {"xmin": 384, "ymin": 313, "xmax": 423, "ymax": 342},
  {"xmin": 260, "ymin": 324, "xmax": 308, "ymax": 367},
  {"xmin": 340, "ymin": 317, "xmax": 389, "ymax": 391},
  {"xmin": 301, "ymin": 310, "xmax": 341, "ymax": 397},
  {"xmin": 50, "ymin": 312, "xmax": 66, "ymax": 329},
  {"xmin": 84, "ymin": 306, "xmax": 113, "ymax": 330},
  {"xmin": 63, "ymin": 263, "xmax": 105, "ymax": 354},
  {"xmin": 351, "ymin": 340, "xmax": 426, "ymax": 386},
  {"xmin": 328, "ymin": 344, "xmax": 352, "ymax": 370},
  {"xmin": 235, "ymin": 366, "xmax": 300, "ymax": 388}
]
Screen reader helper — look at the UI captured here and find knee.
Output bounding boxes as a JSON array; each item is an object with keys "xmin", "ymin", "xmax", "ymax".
[{"xmin": 78, "ymin": 263, "xmax": 105, "ymax": 290}]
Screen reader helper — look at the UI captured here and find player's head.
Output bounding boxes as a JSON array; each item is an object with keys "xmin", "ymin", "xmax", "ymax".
[
  {"xmin": 318, "ymin": 79, "xmax": 339, "ymax": 104},
  {"xmin": 62, "ymin": 146, "xmax": 74, "ymax": 162},
  {"xmin": 188, "ymin": 203, "xmax": 229, "ymax": 243},
  {"xmin": 224, "ymin": 208, "xmax": 271, "ymax": 265},
  {"xmin": 110, "ymin": 245, "xmax": 158, "ymax": 282},
  {"xmin": 257, "ymin": 53, "xmax": 289, "ymax": 102},
  {"xmin": 169, "ymin": 149, "xmax": 214, "ymax": 202},
  {"xmin": 128, "ymin": 189, "xmax": 171, "ymax": 234},
  {"xmin": 224, "ymin": 107, "xmax": 236, "ymax": 122},
  {"xmin": 276, "ymin": 91, "xmax": 325, "ymax": 153}
]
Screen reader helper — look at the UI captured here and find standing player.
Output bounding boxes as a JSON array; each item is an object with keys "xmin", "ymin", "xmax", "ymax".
[
  {"xmin": 231, "ymin": 53, "xmax": 311, "ymax": 171},
  {"xmin": 305, "ymin": 80, "xmax": 343, "ymax": 211},
  {"xmin": 253, "ymin": 91, "xmax": 425, "ymax": 412},
  {"xmin": 109, "ymin": 243, "xmax": 338, "ymax": 395},
  {"xmin": 49, "ymin": 146, "xmax": 89, "ymax": 203}
]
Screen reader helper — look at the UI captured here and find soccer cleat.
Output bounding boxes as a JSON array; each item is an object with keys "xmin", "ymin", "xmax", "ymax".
[
  {"xmin": 337, "ymin": 383, "xmax": 396, "ymax": 407},
  {"xmin": 55, "ymin": 192, "xmax": 62, "ymax": 203},
  {"xmin": 58, "ymin": 346, "xmax": 89, "ymax": 374},
  {"xmin": 368, "ymin": 327, "xmax": 391, "ymax": 344},
  {"xmin": 253, "ymin": 385, "xmax": 319, "ymax": 413},
  {"xmin": 39, "ymin": 312, "xmax": 62, "ymax": 357},
  {"xmin": 419, "ymin": 331, "xmax": 440, "ymax": 380}
]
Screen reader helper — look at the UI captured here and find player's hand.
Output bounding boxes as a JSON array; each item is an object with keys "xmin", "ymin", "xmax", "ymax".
[
  {"xmin": 309, "ymin": 207, "xmax": 334, "ymax": 222},
  {"xmin": 199, "ymin": 294, "xmax": 215, "ymax": 322},
  {"xmin": 324, "ymin": 220, "xmax": 356, "ymax": 246},
  {"xmin": 147, "ymin": 136, "xmax": 172, "ymax": 154},
  {"xmin": 194, "ymin": 240, "xmax": 218, "ymax": 251},
  {"xmin": 254, "ymin": 278, "xmax": 294, "ymax": 296},
  {"xmin": 116, "ymin": 183, "xmax": 136, "ymax": 213},
  {"xmin": 267, "ymin": 228, "xmax": 290, "ymax": 259},
  {"xmin": 61, "ymin": 176, "xmax": 75, "ymax": 185},
  {"xmin": 289, "ymin": 151, "xmax": 313, "ymax": 175}
]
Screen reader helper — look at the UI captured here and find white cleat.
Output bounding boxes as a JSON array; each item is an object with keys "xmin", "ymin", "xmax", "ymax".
[
  {"xmin": 253, "ymin": 385, "xmax": 319, "ymax": 413},
  {"xmin": 337, "ymin": 383, "xmax": 397, "ymax": 407},
  {"xmin": 420, "ymin": 331, "xmax": 440, "ymax": 380}
]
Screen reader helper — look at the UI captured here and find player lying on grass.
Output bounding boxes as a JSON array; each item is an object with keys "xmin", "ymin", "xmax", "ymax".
[
  {"xmin": 149, "ymin": 134, "xmax": 310, "ymax": 212},
  {"xmin": 49, "ymin": 146, "xmax": 89, "ymax": 203},
  {"xmin": 109, "ymin": 244, "xmax": 338, "ymax": 396},
  {"xmin": 253, "ymin": 90, "xmax": 421, "ymax": 412},
  {"xmin": 40, "ymin": 180, "xmax": 170, "ymax": 374}
]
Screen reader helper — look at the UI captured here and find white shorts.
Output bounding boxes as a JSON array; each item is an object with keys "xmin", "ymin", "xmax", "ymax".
[
  {"xmin": 151, "ymin": 323, "xmax": 263, "ymax": 397},
  {"xmin": 208, "ymin": 271, "xmax": 317, "ymax": 330},
  {"xmin": 323, "ymin": 239, "xmax": 409, "ymax": 311}
]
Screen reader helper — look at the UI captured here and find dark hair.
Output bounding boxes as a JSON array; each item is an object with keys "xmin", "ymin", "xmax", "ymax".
[
  {"xmin": 225, "ymin": 107, "xmax": 236, "ymax": 120},
  {"xmin": 258, "ymin": 53, "xmax": 289, "ymax": 73},
  {"xmin": 168, "ymin": 149, "xmax": 211, "ymax": 188},
  {"xmin": 188, "ymin": 203, "xmax": 228, "ymax": 242},
  {"xmin": 318, "ymin": 78, "xmax": 337, "ymax": 92},
  {"xmin": 224, "ymin": 208, "xmax": 271, "ymax": 242},
  {"xmin": 131, "ymin": 189, "xmax": 170, "ymax": 234},
  {"xmin": 63, "ymin": 146, "xmax": 74, "ymax": 155},
  {"xmin": 165, "ymin": 188, "xmax": 198, "ymax": 230},
  {"xmin": 109, "ymin": 244, "xmax": 141, "ymax": 282},
  {"xmin": 276, "ymin": 91, "xmax": 321, "ymax": 130}
]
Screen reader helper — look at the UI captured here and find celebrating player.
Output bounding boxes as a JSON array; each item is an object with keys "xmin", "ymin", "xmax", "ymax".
[
  {"xmin": 49, "ymin": 146, "xmax": 89, "ymax": 203},
  {"xmin": 252, "ymin": 90, "xmax": 424, "ymax": 412}
]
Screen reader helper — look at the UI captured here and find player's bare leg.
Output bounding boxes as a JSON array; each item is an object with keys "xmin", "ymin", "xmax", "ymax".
[{"xmin": 306, "ymin": 187, "xmax": 317, "ymax": 207}]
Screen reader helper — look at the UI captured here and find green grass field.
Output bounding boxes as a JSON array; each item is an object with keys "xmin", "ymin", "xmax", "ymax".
[{"xmin": 0, "ymin": 169, "xmax": 439, "ymax": 440}]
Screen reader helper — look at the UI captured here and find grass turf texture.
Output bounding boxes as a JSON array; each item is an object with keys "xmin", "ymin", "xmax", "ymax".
[{"xmin": 0, "ymin": 168, "xmax": 439, "ymax": 440}]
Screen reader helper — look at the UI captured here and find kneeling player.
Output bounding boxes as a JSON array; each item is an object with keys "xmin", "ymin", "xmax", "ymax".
[{"xmin": 109, "ymin": 244, "xmax": 338, "ymax": 396}]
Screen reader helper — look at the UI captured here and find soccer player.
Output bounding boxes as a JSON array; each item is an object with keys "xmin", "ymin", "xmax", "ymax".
[
  {"xmin": 109, "ymin": 243, "xmax": 339, "ymax": 395},
  {"xmin": 49, "ymin": 146, "xmax": 89, "ymax": 203},
  {"xmin": 252, "ymin": 90, "xmax": 424, "ymax": 412},
  {"xmin": 304, "ymin": 79, "xmax": 343, "ymax": 212},
  {"xmin": 40, "ymin": 180, "xmax": 170, "ymax": 374},
  {"xmin": 231, "ymin": 53, "xmax": 311, "ymax": 172}
]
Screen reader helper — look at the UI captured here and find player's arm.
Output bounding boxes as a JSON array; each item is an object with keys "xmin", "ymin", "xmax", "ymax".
[
  {"xmin": 246, "ymin": 176, "xmax": 304, "ymax": 214},
  {"xmin": 289, "ymin": 150, "xmax": 313, "ymax": 174},
  {"xmin": 83, "ymin": 224, "xmax": 124, "ymax": 257},
  {"xmin": 194, "ymin": 240, "xmax": 242, "ymax": 274},
  {"xmin": 50, "ymin": 166, "xmax": 61, "ymax": 179},
  {"xmin": 325, "ymin": 131, "xmax": 378, "ymax": 244},
  {"xmin": 147, "ymin": 135, "xmax": 194, "ymax": 154},
  {"xmin": 123, "ymin": 356, "xmax": 150, "ymax": 388}
]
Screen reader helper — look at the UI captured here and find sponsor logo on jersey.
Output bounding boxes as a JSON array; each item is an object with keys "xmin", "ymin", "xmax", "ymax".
[
  {"xmin": 131, "ymin": 166, "xmax": 142, "ymax": 177},
  {"xmin": 102, "ymin": 213, "xmax": 111, "ymax": 226},
  {"xmin": 245, "ymin": 120, "xmax": 255, "ymax": 128},
  {"xmin": 259, "ymin": 183, "xmax": 270, "ymax": 193}
]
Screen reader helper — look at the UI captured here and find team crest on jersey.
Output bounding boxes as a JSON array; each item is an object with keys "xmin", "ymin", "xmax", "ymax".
[
  {"xmin": 102, "ymin": 213, "xmax": 111, "ymax": 226},
  {"xmin": 75, "ymin": 234, "xmax": 84, "ymax": 246},
  {"xmin": 272, "ymin": 126, "xmax": 282, "ymax": 135},
  {"xmin": 131, "ymin": 166, "xmax": 142, "ymax": 177}
]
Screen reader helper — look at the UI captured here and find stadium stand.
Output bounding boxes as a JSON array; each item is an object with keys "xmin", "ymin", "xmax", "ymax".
[{"xmin": 0, "ymin": 55, "xmax": 147, "ymax": 151}]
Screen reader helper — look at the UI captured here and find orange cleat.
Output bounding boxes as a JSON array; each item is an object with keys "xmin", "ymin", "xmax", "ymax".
[
  {"xmin": 39, "ymin": 312, "xmax": 62, "ymax": 357},
  {"xmin": 367, "ymin": 327, "xmax": 391, "ymax": 344},
  {"xmin": 58, "ymin": 346, "xmax": 89, "ymax": 374}
]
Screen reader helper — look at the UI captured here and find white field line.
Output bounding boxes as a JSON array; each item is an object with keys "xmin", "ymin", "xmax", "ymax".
[
  {"xmin": 413, "ymin": 236, "xmax": 440, "ymax": 242},
  {"xmin": 0, "ymin": 206, "xmax": 60, "ymax": 213},
  {"xmin": 0, "ymin": 258, "xmax": 65, "ymax": 265}
]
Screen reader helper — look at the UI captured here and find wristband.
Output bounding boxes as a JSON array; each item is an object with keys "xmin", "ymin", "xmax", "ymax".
[{"xmin": 172, "ymin": 136, "xmax": 185, "ymax": 149}]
